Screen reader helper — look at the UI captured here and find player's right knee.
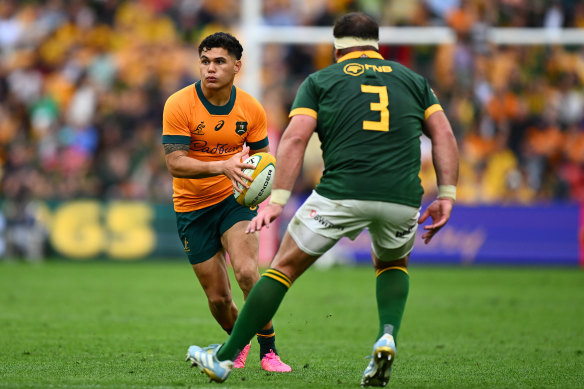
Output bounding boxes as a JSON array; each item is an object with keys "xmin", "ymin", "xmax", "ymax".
[{"xmin": 207, "ymin": 293, "xmax": 232, "ymax": 309}]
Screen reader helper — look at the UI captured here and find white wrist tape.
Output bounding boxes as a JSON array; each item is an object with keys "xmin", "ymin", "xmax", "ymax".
[
  {"xmin": 269, "ymin": 189, "xmax": 291, "ymax": 206},
  {"xmin": 437, "ymin": 185, "xmax": 456, "ymax": 201}
]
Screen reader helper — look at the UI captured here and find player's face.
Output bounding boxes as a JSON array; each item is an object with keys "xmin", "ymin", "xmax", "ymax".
[{"xmin": 199, "ymin": 47, "xmax": 241, "ymax": 91}]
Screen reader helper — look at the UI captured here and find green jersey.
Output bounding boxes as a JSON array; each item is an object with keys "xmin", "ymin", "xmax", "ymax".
[{"xmin": 290, "ymin": 50, "xmax": 442, "ymax": 208}]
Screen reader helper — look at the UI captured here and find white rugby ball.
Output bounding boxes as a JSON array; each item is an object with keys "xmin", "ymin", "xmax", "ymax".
[{"xmin": 233, "ymin": 152, "xmax": 276, "ymax": 207}]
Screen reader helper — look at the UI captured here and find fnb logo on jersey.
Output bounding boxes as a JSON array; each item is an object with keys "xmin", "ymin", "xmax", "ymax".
[
  {"xmin": 344, "ymin": 63, "xmax": 393, "ymax": 76},
  {"xmin": 344, "ymin": 63, "xmax": 364, "ymax": 76}
]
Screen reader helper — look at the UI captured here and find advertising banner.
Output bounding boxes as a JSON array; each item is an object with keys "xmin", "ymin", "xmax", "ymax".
[
  {"xmin": 318, "ymin": 203, "xmax": 581, "ymax": 266},
  {"xmin": 2, "ymin": 199, "xmax": 579, "ymax": 266},
  {"xmin": 0, "ymin": 200, "xmax": 278, "ymax": 263}
]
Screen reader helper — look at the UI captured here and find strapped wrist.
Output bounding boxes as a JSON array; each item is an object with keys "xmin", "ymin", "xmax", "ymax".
[
  {"xmin": 437, "ymin": 185, "xmax": 456, "ymax": 201},
  {"xmin": 269, "ymin": 189, "xmax": 291, "ymax": 206}
]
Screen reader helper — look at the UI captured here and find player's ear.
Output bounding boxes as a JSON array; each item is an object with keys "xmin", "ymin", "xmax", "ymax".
[{"xmin": 233, "ymin": 59, "xmax": 242, "ymax": 74}]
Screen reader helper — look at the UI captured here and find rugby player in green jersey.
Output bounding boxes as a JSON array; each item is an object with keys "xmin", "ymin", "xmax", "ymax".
[{"xmin": 186, "ymin": 12, "xmax": 459, "ymax": 386}]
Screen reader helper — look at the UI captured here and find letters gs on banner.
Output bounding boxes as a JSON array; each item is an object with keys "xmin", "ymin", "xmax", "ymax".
[{"xmin": 42, "ymin": 200, "xmax": 155, "ymax": 259}]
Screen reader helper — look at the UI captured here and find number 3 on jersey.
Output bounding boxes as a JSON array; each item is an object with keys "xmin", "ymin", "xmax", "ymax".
[{"xmin": 361, "ymin": 84, "xmax": 389, "ymax": 131}]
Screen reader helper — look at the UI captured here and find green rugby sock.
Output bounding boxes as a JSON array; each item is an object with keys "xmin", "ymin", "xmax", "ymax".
[
  {"xmin": 217, "ymin": 269, "xmax": 291, "ymax": 361},
  {"xmin": 376, "ymin": 267, "xmax": 409, "ymax": 345}
]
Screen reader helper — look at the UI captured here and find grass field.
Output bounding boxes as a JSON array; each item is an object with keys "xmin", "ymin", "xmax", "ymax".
[{"xmin": 0, "ymin": 260, "xmax": 583, "ymax": 388}]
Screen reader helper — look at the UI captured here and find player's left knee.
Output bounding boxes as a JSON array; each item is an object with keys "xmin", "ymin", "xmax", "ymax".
[
  {"xmin": 374, "ymin": 255, "xmax": 409, "ymax": 270},
  {"xmin": 233, "ymin": 266, "xmax": 259, "ymax": 292}
]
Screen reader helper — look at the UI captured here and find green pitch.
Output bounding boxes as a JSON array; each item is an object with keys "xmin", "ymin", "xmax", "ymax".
[{"xmin": 0, "ymin": 261, "xmax": 583, "ymax": 388}]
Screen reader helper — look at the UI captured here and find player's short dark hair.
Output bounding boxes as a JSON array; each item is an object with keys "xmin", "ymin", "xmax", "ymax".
[
  {"xmin": 333, "ymin": 12, "xmax": 379, "ymax": 40},
  {"xmin": 198, "ymin": 32, "xmax": 243, "ymax": 60}
]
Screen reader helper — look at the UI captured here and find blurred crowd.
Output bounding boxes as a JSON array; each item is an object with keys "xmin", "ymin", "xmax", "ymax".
[{"xmin": 0, "ymin": 0, "xmax": 583, "ymax": 255}]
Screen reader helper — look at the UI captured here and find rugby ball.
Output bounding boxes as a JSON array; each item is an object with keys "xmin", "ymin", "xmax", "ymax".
[{"xmin": 233, "ymin": 152, "xmax": 276, "ymax": 207}]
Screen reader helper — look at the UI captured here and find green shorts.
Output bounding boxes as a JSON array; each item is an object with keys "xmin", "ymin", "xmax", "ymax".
[{"xmin": 175, "ymin": 195, "xmax": 257, "ymax": 264}]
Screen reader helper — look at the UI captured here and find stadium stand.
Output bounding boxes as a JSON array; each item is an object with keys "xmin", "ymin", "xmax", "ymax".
[{"xmin": 0, "ymin": 0, "xmax": 583, "ymax": 259}]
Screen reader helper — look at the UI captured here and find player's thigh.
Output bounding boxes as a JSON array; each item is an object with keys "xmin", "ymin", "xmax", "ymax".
[
  {"xmin": 221, "ymin": 220, "xmax": 260, "ymax": 277},
  {"xmin": 368, "ymin": 202, "xmax": 420, "ymax": 262},
  {"xmin": 283, "ymin": 191, "xmax": 365, "ymax": 281},
  {"xmin": 271, "ymin": 230, "xmax": 321, "ymax": 283},
  {"xmin": 218, "ymin": 197, "xmax": 259, "ymax": 273}
]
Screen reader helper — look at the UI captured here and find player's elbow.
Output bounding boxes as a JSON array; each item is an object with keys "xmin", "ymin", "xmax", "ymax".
[
  {"xmin": 286, "ymin": 133, "xmax": 308, "ymax": 147},
  {"xmin": 279, "ymin": 135, "xmax": 309, "ymax": 158},
  {"xmin": 166, "ymin": 165, "xmax": 186, "ymax": 178},
  {"xmin": 165, "ymin": 156, "xmax": 189, "ymax": 178}
]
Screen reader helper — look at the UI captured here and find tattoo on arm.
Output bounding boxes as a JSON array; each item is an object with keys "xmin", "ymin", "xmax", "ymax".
[{"xmin": 164, "ymin": 143, "xmax": 189, "ymax": 155}]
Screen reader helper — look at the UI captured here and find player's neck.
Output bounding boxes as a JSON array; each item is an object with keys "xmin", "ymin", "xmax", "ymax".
[{"xmin": 200, "ymin": 83, "xmax": 233, "ymax": 106}]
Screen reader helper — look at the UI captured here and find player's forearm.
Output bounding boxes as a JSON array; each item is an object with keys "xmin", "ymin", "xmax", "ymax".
[
  {"xmin": 167, "ymin": 154, "xmax": 224, "ymax": 179},
  {"xmin": 270, "ymin": 114, "xmax": 316, "ymax": 196},
  {"xmin": 272, "ymin": 135, "xmax": 307, "ymax": 191},
  {"xmin": 424, "ymin": 111, "xmax": 459, "ymax": 186},
  {"xmin": 431, "ymin": 132, "xmax": 459, "ymax": 186}
]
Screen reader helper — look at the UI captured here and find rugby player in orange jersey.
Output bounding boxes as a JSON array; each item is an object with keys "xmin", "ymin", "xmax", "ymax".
[{"xmin": 162, "ymin": 32, "xmax": 290, "ymax": 372}]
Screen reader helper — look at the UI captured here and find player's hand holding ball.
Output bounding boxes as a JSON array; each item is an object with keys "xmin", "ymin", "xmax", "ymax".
[
  {"xmin": 233, "ymin": 152, "xmax": 276, "ymax": 208},
  {"xmin": 223, "ymin": 146, "xmax": 255, "ymax": 192}
]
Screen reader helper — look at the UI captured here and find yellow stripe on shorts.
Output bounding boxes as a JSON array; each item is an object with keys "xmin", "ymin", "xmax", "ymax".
[{"xmin": 262, "ymin": 268, "xmax": 292, "ymax": 288}]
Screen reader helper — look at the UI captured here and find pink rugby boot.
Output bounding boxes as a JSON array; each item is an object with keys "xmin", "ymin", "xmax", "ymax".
[
  {"xmin": 260, "ymin": 350, "xmax": 292, "ymax": 372},
  {"xmin": 233, "ymin": 343, "xmax": 251, "ymax": 368}
]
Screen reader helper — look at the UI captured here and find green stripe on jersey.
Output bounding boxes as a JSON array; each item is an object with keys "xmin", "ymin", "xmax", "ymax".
[
  {"xmin": 247, "ymin": 137, "xmax": 269, "ymax": 150},
  {"xmin": 162, "ymin": 135, "xmax": 190, "ymax": 144}
]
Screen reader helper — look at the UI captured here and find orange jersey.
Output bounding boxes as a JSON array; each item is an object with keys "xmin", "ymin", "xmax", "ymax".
[{"xmin": 162, "ymin": 81, "xmax": 269, "ymax": 212}]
